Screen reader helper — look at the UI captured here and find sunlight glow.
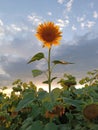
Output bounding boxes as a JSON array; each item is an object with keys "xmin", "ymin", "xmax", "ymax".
[{"xmin": 3, "ymin": 88, "xmax": 12, "ymax": 96}]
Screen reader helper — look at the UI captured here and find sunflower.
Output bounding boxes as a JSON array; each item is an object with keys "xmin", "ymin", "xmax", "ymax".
[
  {"xmin": 45, "ymin": 105, "xmax": 65, "ymax": 119},
  {"xmin": 83, "ymin": 104, "xmax": 98, "ymax": 120},
  {"xmin": 36, "ymin": 22, "xmax": 62, "ymax": 48}
]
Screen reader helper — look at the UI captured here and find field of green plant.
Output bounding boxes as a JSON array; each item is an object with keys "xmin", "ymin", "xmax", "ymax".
[{"xmin": 0, "ymin": 69, "xmax": 98, "ymax": 130}]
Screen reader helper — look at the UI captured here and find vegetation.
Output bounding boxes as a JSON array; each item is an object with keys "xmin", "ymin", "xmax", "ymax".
[{"xmin": 0, "ymin": 70, "xmax": 98, "ymax": 130}]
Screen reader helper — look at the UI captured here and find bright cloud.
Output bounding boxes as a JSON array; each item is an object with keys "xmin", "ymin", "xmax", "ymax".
[
  {"xmin": 86, "ymin": 21, "xmax": 95, "ymax": 28},
  {"xmin": 56, "ymin": 19, "xmax": 69, "ymax": 29},
  {"xmin": 80, "ymin": 21, "xmax": 95, "ymax": 29},
  {"xmin": 0, "ymin": 67, "xmax": 6, "ymax": 75},
  {"xmin": 28, "ymin": 13, "xmax": 44, "ymax": 26},
  {"xmin": 72, "ymin": 25, "xmax": 77, "ymax": 31},
  {"xmin": 77, "ymin": 15, "xmax": 86, "ymax": 22},
  {"xmin": 93, "ymin": 11, "xmax": 98, "ymax": 19},
  {"xmin": 57, "ymin": 0, "xmax": 65, "ymax": 4},
  {"xmin": 66, "ymin": 0, "xmax": 74, "ymax": 12},
  {"xmin": 0, "ymin": 65, "xmax": 10, "ymax": 79},
  {"xmin": 0, "ymin": 19, "xmax": 5, "ymax": 36},
  {"xmin": 47, "ymin": 12, "xmax": 52, "ymax": 16},
  {"xmin": 0, "ymin": 19, "xmax": 3, "ymax": 26},
  {"xmin": 0, "ymin": 27, "xmax": 5, "ymax": 36},
  {"xmin": 10, "ymin": 24, "xmax": 22, "ymax": 32},
  {"xmin": 80, "ymin": 22, "xmax": 85, "ymax": 29}
]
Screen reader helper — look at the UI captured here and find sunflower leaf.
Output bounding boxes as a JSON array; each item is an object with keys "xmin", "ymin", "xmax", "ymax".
[
  {"xmin": 43, "ymin": 77, "xmax": 57, "ymax": 84},
  {"xmin": 32, "ymin": 69, "xmax": 43, "ymax": 77},
  {"xmin": 44, "ymin": 122, "xmax": 58, "ymax": 130},
  {"xmin": 27, "ymin": 52, "xmax": 44, "ymax": 64},
  {"xmin": 52, "ymin": 60, "xmax": 74, "ymax": 65},
  {"xmin": 42, "ymin": 80, "xmax": 48, "ymax": 84},
  {"xmin": 51, "ymin": 77, "xmax": 57, "ymax": 82}
]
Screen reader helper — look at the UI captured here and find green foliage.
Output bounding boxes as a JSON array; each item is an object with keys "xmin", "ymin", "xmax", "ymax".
[
  {"xmin": 44, "ymin": 122, "xmax": 58, "ymax": 130},
  {"xmin": 0, "ymin": 70, "xmax": 98, "ymax": 130},
  {"xmin": 20, "ymin": 120, "xmax": 44, "ymax": 130},
  {"xmin": 16, "ymin": 90, "xmax": 36, "ymax": 111},
  {"xmin": 52, "ymin": 60, "xmax": 74, "ymax": 65},
  {"xmin": 27, "ymin": 52, "xmax": 44, "ymax": 64},
  {"xmin": 79, "ymin": 69, "xmax": 98, "ymax": 86},
  {"xmin": 58, "ymin": 73, "xmax": 77, "ymax": 89},
  {"xmin": 43, "ymin": 77, "xmax": 57, "ymax": 84},
  {"xmin": 32, "ymin": 69, "xmax": 43, "ymax": 77}
]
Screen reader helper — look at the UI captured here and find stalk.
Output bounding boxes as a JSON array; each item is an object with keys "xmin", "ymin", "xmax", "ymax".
[{"xmin": 48, "ymin": 48, "xmax": 51, "ymax": 93}]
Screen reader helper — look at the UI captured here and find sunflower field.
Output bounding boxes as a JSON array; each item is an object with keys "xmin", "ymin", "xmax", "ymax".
[{"xmin": 0, "ymin": 69, "xmax": 98, "ymax": 130}]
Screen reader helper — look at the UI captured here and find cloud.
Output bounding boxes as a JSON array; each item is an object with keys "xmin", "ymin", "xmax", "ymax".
[
  {"xmin": 28, "ymin": 13, "xmax": 44, "ymax": 26},
  {"xmin": 72, "ymin": 25, "xmax": 77, "ymax": 31},
  {"xmin": 86, "ymin": 21, "xmax": 95, "ymax": 28},
  {"xmin": 0, "ymin": 19, "xmax": 5, "ymax": 36},
  {"xmin": 10, "ymin": 24, "xmax": 22, "ymax": 32},
  {"xmin": 57, "ymin": 0, "xmax": 65, "ymax": 4},
  {"xmin": 93, "ymin": 11, "xmax": 98, "ymax": 19},
  {"xmin": 0, "ymin": 66, "xmax": 9, "ymax": 77},
  {"xmin": 52, "ymin": 32, "xmax": 98, "ymax": 80},
  {"xmin": 56, "ymin": 19, "xmax": 69, "ymax": 29},
  {"xmin": 0, "ymin": 16, "xmax": 45, "ymax": 86},
  {"xmin": 77, "ymin": 15, "xmax": 86, "ymax": 22},
  {"xmin": 0, "ymin": 29, "xmax": 42, "ymax": 59},
  {"xmin": 0, "ymin": 30, "xmax": 98, "ymax": 86},
  {"xmin": 0, "ymin": 19, "xmax": 3, "ymax": 26},
  {"xmin": 0, "ymin": 27, "xmax": 5, "ymax": 36},
  {"xmin": 47, "ymin": 12, "xmax": 52, "ymax": 16},
  {"xmin": 0, "ymin": 3, "xmax": 98, "ymax": 88},
  {"xmin": 80, "ymin": 22, "xmax": 85, "ymax": 29},
  {"xmin": 0, "ymin": 16, "xmax": 44, "ymax": 59},
  {"xmin": 66, "ymin": 0, "xmax": 74, "ymax": 12},
  {"xmin": 0, "ymin": 56, "xmax": 32, "ymax": 85},
  {"xmin": 80, "ymin": 21, "xmax": 95, "ymax": 29}
]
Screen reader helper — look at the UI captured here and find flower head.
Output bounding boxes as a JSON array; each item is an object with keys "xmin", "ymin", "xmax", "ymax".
[
  {"xmin": 83, "ymin": 104, "xmax": 98, "ymax": 120},
  {"xmin": 36, "ymin": 22, "xmax": 62, "ymax": 48},
  {"xmin": 45, "ymin": 105, "xmax": 65, "ymax": 119}
]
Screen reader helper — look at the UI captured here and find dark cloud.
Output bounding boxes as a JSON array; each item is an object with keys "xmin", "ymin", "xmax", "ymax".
[
  {"xmin": 52, "ymin": 33, "xmax": 98, "ymax": 80},
  {"xmin": 0, "ymin": 55, "xmax": 36, "ymax": 86},
  {"xmin": 0, "ymin": 32, "xmax": 98, "ymax": 87}
]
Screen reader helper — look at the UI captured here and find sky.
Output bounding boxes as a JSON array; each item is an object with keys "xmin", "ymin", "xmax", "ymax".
[{"xmin": 0, "ymin": 0, "xmax": 98, "ymax": 90}]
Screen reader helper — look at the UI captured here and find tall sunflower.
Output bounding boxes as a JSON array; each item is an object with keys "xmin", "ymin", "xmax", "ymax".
[{"xmin": 36, "ymin": 21, "xmax": 62, "ymax": 48}]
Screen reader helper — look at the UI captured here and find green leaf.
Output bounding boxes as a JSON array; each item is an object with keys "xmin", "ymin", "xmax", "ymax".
[
  {"xmin": 42, "ymin": 80, "xmax": 49, "ymax": 84},
  {"xmin": 38, "ymin": 91, "xmax": 51, "ymax": 103},
  {"xmin": 38, "ymin": 91, "xmax": 48, "ymax": 100},
  {"xmin": 31, "ymin": 104, "xmax": 41, "ymax": 118},
  {"xmin": 32, "ymin": 69, "xmax": 43, "ymax": 77},
  {"xmin": 52, "ymin": 88, "xmax": 62, "ymax": 100},
  {"xmin": 28, "ymin": 52, "xmax": 44, "ymax": 64},
  {"xmin": 63, "ymin": 97, "xmax": 84, "ymax": 110},
  {"xmin": 58, "ymin": 124, "xmax": 71, "ymax": 130},
  {"xmin": 52, "ymin": 60, "xmax": 74, "ymax": 65},
  {"xmin": 30, "ymin": 121, "xmax": 44, "ymax": 130},
  {"xmin": 44, "ymin": 123, "xmax": 58, "ymax": 130},
  {"xmin": 43, "ymin": 77, "xmax": 57, "ymax": 84},
  {"xmin": 20, "ymin": 117, "xmax": 32, "ymax": 130},
  {"xmin": 51, "ymin": 77, "xmax": 57, "ymax": 82},
  {"xmin": 0, "ymin": 126, "xmax": 10, "ymax": 130},
  {"xmin": 16, "ymin": 91, "xmax": 35, "ymax": 111}
]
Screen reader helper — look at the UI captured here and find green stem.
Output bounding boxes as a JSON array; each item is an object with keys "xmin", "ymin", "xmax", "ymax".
[{"xmin": 48, "ymin": 48, "xmax": 51, "ymax": 93}]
